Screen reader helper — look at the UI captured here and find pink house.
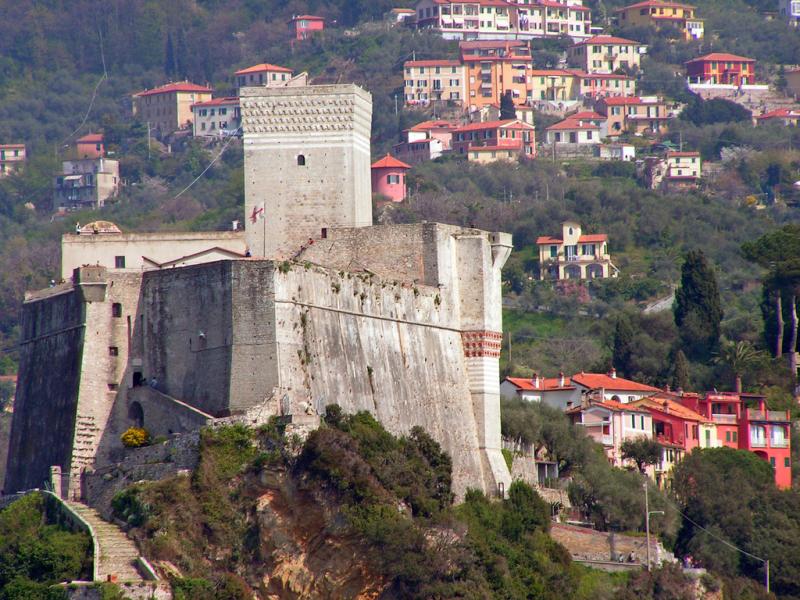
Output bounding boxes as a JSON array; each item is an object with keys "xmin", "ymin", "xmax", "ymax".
[
  {"xmin": 371, "ymin": 154, "xmax": 411, "ymax": 202},
  {"xmin": 75, "ymin": 133, "xmax": 105, "ymax": 159},
  {"xmin": 290, "ymin": 15, "xmax": 325, "ymax": 40},
  {"xmin": 567, "ymin": 398, "xmax": 654, "ymax": 469}
]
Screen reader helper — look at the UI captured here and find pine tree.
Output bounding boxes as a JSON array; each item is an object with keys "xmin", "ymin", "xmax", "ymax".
[
  {"xmin": 612, "ymin": 316, "xmax": 634, "ymax": 378},
  {"xmin": 500, "ymin": 90, "xmax": 516, "ymax": 120},
  {"xmin": 674, "ymin": 250, "xmax": 722, "ymax": 361}
]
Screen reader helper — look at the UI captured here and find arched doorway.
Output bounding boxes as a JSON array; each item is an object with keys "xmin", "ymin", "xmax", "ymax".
[
  {"xmin": 128, "ymin": 401, "xmax": 144, "ymax": 428},
  {"xmin": 565, "ymin": 264, "xmax": 581, "ymax": 279},
  {"xmin": 586, "ymin": 264, "xmax": 604, "ymax": 279}
]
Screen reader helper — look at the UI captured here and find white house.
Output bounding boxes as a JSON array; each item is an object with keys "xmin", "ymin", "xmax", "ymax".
[{"xmin": 192, "ymin": 97, "xmax": 241, "ymax": 137}]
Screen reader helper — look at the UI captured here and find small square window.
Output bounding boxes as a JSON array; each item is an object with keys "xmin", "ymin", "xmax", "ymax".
[
  {"xmin": 107, "ymin": 383, "xmax": 118, "ymax": 391},
  {"xmin": 109, "ymin": 347, "xmax": 119, "ymax": 356},
  {"xmin": 785, "ymin": 457, "xmax": 791, "ymax": 467},
  {"xmin": 770, "ymin": 457, "xmax": 776, "ymax": 467},
  {"xmin": 115, "ymin": 256, "xmax": 126, "ymax": 268},
  {"xmin": 112, "ymin": 303, "xmax": 122, "ymax": 318}
]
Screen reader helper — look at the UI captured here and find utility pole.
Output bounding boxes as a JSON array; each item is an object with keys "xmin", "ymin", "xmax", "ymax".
[
  {"xmin": 644, "ymin": 482, "xmax": 651, "ymax": 571},
  {"xmin": 394, "ymin": 94, "xmax": 398, "ymax": 116},
  {"xmin": 644, "ymin": 482, "xmax": 664, "ymax": 572},
  {"xmin": 508, "ymin": 331, "xmax": 512, "ymax": 366},
  {"xmin": 147, "ymin": 122, "xmax": 151, "ymax": 160},
  {"xmin": 766, "ymin": 560, "xmax": 770, "ymax": 594}
]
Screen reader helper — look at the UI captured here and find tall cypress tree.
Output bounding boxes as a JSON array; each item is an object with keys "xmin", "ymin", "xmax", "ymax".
[
  {"xmin": 670, "ymin": 348, "xmax": 690, "ymax": 391},
  {"xmin": 500, "ymin": 90, "xmax": 516, "ymax": 120},
  {"xmin": 612, "ymin": 316, "xmax": 634, "ymax": 378},
  {"xmin": 164, "ymin": 32, "xmax": 176, "ymax": 77},
  {"xmin": 674, "ymin": 250, "xmax": 723, "ymax": 361}
]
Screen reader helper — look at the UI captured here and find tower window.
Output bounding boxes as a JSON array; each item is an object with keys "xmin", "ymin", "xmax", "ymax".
[
  {"xmin": 112, "ymin": 303, "xmax": 122, "ymax": 317},
  {"xmin": 115, "ymin": 255, "xmax": 126, "ymax": 268},
  {"xmin": 297, "ymin": 154, "xmax": 306, "ymax": 166}
]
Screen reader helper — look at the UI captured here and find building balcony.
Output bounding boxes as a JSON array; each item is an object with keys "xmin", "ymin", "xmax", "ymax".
[
  {"xmin": 771, "ymin": 438, "xmax": 789, "ymax": 448},
  {"xmin": 746, "ymin": 408, "xmax": 790, "ymax": 422},
  {"xmin": 711, "ymin": 413, "xmax": 737, "ymax": 424},
  {"xmin": 750, "ymin": 438, "xmax": 766, "ymax": 448}
]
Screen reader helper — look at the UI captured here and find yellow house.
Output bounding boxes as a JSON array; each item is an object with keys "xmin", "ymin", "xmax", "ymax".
[
  {"xmin": 615, "ymin": 1, "xmax": 704, "ymax": 40},
  {"xmin": 132, "ymin": 81, "xmax": 213, "ymax": 135},
  {"xmin": 529, "ymin": 70, "xmax": 580, "ymax": 101}
]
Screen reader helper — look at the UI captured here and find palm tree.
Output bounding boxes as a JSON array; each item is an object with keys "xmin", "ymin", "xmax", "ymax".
[{"xmin": 715, "ymin": 339, "xmax": 766, "ymax": 393}]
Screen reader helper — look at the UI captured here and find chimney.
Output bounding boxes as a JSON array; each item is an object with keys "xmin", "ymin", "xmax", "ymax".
[
  {"xmin": 665, "ymin": 384, "xmax": 671, "ymax": 392},
  {"xmin": 559, "ymin": 371, "xmax": 565, "ymax": 387},
  {"xmin": 609, "ymin": 367, "xmax": 617, "ymax": 379},
  {"xmin": 531, "ymin": 373, "xmax": 540, "ymax": 389}
]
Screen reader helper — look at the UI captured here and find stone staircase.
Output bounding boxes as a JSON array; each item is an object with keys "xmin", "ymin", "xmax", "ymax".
[
  {"xmin": 67, "ymin": 501, "xmax": 145, "ymax": 582},
  {"xmin": 69, "ymin": 414, "xmax": 101, "ymax": 491}
]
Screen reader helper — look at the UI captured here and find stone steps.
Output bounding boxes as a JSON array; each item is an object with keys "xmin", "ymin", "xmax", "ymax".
[{"xmin": 67, "ymin": 501, "xmax": 145, "ymax": 582}]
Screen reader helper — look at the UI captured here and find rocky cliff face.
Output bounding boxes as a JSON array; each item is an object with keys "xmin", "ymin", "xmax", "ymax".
[{"xmin": 250, "ymin": 472, "xmax": 389, "ymax": 599}]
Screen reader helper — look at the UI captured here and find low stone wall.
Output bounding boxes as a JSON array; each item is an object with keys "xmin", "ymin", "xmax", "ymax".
[
  {"xmin": 62, "ymin": 581, "xmax": 172, "ymax": 600},
  {"xmin": 129, "ymin": 387, "xmax": 213, "ymax": 438},
  {"xmin": 84, "ymin": 433, "xmax": 199, "ymax": 519}
]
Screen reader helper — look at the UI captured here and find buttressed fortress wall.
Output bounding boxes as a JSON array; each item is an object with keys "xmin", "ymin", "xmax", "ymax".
[{"xmin": 5, "ymin": 83, "xmax": 512, "ymax": 499}]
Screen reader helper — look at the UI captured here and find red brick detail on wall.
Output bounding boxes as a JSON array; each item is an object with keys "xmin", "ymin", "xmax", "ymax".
[{"xmin": 462, "ymin": 330, "xmax": 503, "ymax": 358}]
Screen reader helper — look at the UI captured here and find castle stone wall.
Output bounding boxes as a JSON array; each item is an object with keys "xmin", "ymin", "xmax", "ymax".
[
  {"xmin": 4, "ymin": 288, "xmax": 84, "ymax": 493},
  {"xmin": 141, "ymin": 262, "xmax": 234, "ymax": 416}
]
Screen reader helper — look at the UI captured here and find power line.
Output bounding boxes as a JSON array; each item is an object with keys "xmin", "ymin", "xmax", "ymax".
[
  {"xmin": 61, "ymin": 28, "xmax": 108, "ymax": 146},
  {"xmin": 172, "ymin": 128, "xmax": 242, "ymax": 199}
]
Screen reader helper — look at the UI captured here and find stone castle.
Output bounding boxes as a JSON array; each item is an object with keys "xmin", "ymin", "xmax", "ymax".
[{"xmin": 4, "ymin": 83, "xmax": 513, "ymax": 499}]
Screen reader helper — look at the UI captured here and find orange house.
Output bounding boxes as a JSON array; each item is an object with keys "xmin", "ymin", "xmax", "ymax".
[{"xmin": 460, "ymin": 40, "xmax": 533, "ymax": 110}]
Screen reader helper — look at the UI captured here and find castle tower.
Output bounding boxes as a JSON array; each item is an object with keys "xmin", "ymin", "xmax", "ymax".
[{"xmin": 240, "ymin": 84, "xmax": 373, "ymax": 259}]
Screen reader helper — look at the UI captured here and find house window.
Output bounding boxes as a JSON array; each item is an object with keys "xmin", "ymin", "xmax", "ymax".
[
  {"xmin": 733, "ymin": 431, "xmax": 738, "ymax": 442},
  {"xmin": 786, "ymin": 457, "xmax": 791, "ymax": 467},
  {"xmin": 770, "ymin": 457, "xmax": 776, "ymax": 467},
  {"xmin": 297, "ymin": 155, "xmax": 306, "ymax": 166},
  {"xmin": 631, "ymin": 414, "xmax": 636, "ymax": 428},
  {"xmin": 387, "ymin": 174, "xmax": 401, "ymax": 184},
  {"xmin": 109, "ymin": 347, "xmax": 119, "ymax": 356},
  {"xmin": 115, "ymin": 256, "xmax": 126, "ymax": 268},
  {"xmin": 640, "ymin": 415, "xmax": 645, "ymax": 429},
  {"xmin": 725, "ymin": 431, "xmax": 731, "ymax": 442},
  {"xmin": 112, "ymin": 303, "xmax": 122, "ymax": 318},
  {"xmin": 550, "ymin": 245, "xmax": 557, "ymax": 258}
]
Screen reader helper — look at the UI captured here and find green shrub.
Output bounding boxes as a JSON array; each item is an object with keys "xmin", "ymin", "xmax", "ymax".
[{"xmin": 121, "ymin": 427, "xmax": 150, "ymax": 448}]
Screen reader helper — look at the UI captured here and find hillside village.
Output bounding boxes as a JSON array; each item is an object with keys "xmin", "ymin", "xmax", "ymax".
[{"xmin": 2, "ymin": 0, "xmax": 800, "ymax": 599}]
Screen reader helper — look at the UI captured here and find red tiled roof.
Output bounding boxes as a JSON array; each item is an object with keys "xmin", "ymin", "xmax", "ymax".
[
  {"xmin": 572, "ymin": 35, "xmax": 643, "ymax": 46},
  {"xmin": 371, "ymin": 154, "xmax": 411, "ymax": 169},
  {"xmin": 77, "ymin": 133, "xmax": 103, "ymax": 143},
  {"xmin": 505, "ymin": 376, "xmax": 575, "ymax": 391},
  {"xmin": 756, "ymin": 108, "xmax": 800, "ymax": 119},
  {"xmin": 192, "ymin": 97, "xmax": 239, "ymax": 108},
  {"xmin": 404, "ymin": 59, "xmax": 462, "ymax": 67},
  {"xmin": 536, "ymin": 0, "xmax": 589, "ymax": 9},
  {"xmin": 529, "ymin": 69, "xmax": 577, "ymax": 77},
  {"xmin": 594, "ymin": 399, "xmax": 651, "ymax": 413},
  {"xmin": 408, "ymin": 120, "xmax": 459, "ymax": 132},
  {"xmin": 0, "ymin": 374, "xmax": 16, "ymax": 383},
  {"xmin": 536, "ymin": 233, "xmax": 608, "ymax": 243},
  {"xmin": 615, "ymin": 0, "xmax": 696, "ymax": 11},
  {"xmin": 452, "ymin": 119, "xmax": 533, "ymax": 132},
  {"xmin": 292, "ymin": 14, "xmax": 325, "ymax": 20},
  {"xmin": 631, "ymin": 396, "xmax": 708, "ymax": 422},
  {"xmin": 547, "ymin": 119, "xmax": 600, "ymax": 130},
  {"xmin": 235, "ymin": 63, "xmax": 292, "ymax": 75},
  {"xmin": 433, "ymin": 0, "xmax": 511, "ymax": 5},
  {"xmin": 536, "ymin": 236, "xmax": 562, "ymax": 244},
  {"xmin": 572, "ymin": 372, "xmax": 660, "ymax": 393},
  {"xmin": 602, "ymin": 96, "xmax": 664, "ymax": 106},
  {"xmin": 685, "ymin": 52, "xmax": 754, "ymax": 64},
  {"xmin": 667, "ymin": 151, "xmax": 699, "ymax": 157},
  {"xmin": 569, "ymin": 111, "xmax": 605, "ymax": 120},
  {"xmin": 134, "ymin": 82, "xmax": 213, "ymax": 97},
  {"xmin": 0, "ymin": 144, "xmax": 24, "ymax": 149}
]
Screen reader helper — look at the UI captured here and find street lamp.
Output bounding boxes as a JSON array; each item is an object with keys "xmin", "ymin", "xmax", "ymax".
[{"xmin": 644, "ymin": 482, "xmax": 664, "ymax": 571}]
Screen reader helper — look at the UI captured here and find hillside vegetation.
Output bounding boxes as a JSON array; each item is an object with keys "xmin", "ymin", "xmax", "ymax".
[{"xmin": 110, "ymin": 415, "xmax": 702, "ymax": 600}]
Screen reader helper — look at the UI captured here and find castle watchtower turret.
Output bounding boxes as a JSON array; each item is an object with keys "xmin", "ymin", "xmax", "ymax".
[{"xmin": 240, "ymin": 84, "xmax": 373, "ymax": 259}]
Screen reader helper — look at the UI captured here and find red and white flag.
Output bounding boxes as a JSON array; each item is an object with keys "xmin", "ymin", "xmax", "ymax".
[{"xmin": 249, "ymin": 203, "xmax": 265, "ymax": 224}]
